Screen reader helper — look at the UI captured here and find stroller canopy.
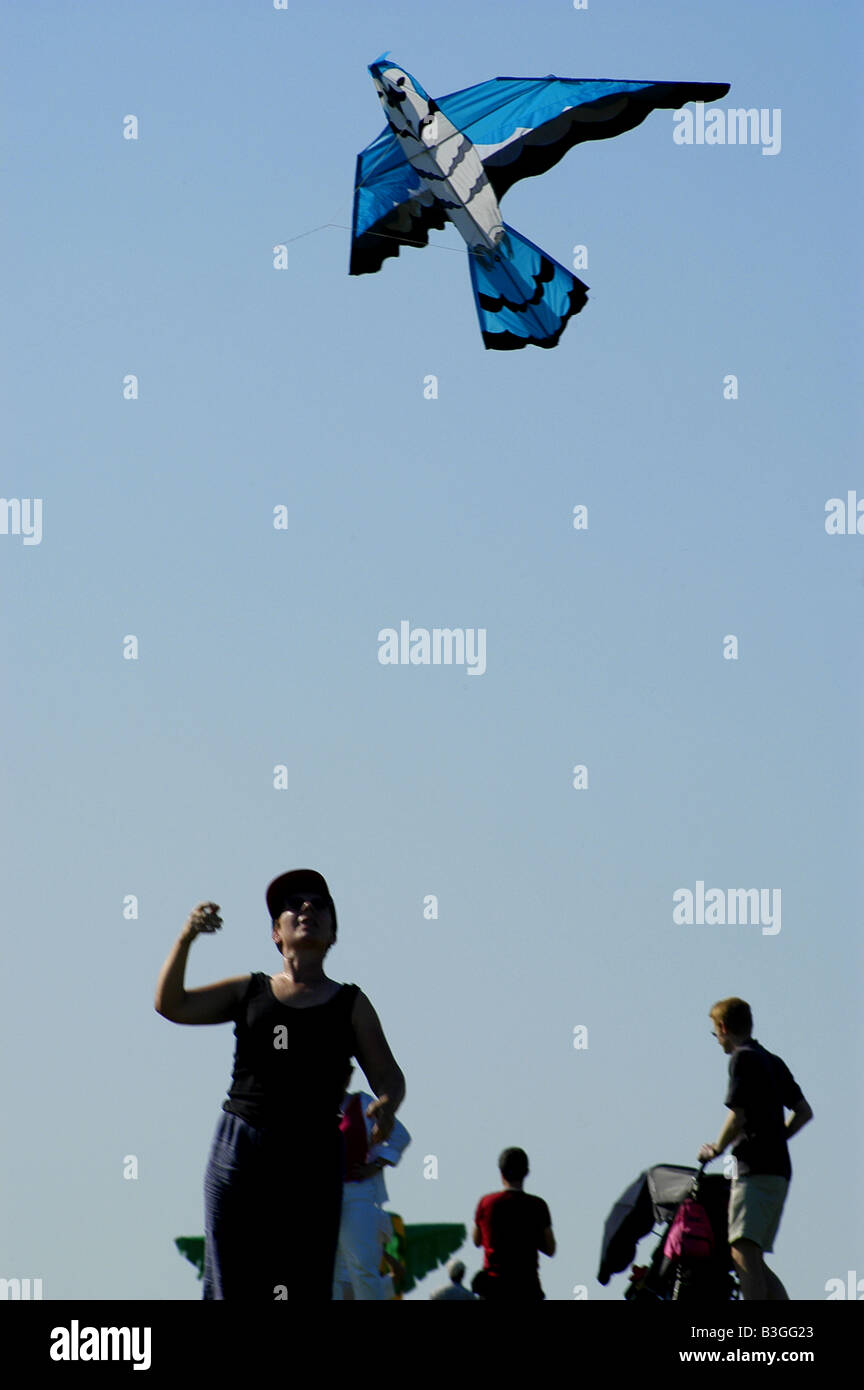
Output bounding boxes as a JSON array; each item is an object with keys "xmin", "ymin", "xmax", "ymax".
[
  {"xmin": 597, "ymin": 1169, "xmax": 654, "ymax": 1285},
  {"xmin": 597, "ymin": 1164, "xmax": 714, "ymax": 1285}
]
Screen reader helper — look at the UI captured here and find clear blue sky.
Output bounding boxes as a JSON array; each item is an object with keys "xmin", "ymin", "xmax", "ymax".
[{"xmin": 1, "ymin": 0, "xmax": 861, "ymax": 1300}]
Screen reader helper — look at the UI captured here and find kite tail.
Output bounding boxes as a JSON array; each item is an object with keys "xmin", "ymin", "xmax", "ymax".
[{"xmin": 468, "ymin": 223, "xmax": 588, "ymax": 350}]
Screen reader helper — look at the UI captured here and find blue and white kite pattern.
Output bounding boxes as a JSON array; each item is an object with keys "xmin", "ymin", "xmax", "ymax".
[{"xmin": 351, "ymin": 63, "xmax": 730, "ymax": 350}]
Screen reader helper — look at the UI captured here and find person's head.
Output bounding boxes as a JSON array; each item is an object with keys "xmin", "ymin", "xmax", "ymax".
[
  {"xmin": 266, "ymin": 869, "xmax": 337, "ymax": 960},
  {"xmin": 709, "ymin": 997, "xmax": 753, "ymax": 1054},
  {"xmin": 448, "ymin": 1259, "xmax": 466, "ymax": 1286},
  {"xmin": 498, "ymin": 1147, "xmax": 529, "ymax": 1186}
]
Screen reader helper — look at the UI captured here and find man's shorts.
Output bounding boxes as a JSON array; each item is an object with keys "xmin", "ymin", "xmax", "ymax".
[{"xmin": 728, "ymin": 1175, "xmax": 789, "ymax": 1253}]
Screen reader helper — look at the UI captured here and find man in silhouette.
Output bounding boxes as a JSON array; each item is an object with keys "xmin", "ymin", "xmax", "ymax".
[
  {"xmin": 472, "ymin": 1147, "xmax": 555, "ymax": 1300},
  {"xmin": 699, "ymin": 997, "xmax": 813, "ymax": 1300}
]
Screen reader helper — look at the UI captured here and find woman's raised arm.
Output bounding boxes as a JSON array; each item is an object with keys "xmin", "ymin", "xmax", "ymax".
[{"xmin": 154, "ymin": 901, "xmax": 250, "ymax": 1025}]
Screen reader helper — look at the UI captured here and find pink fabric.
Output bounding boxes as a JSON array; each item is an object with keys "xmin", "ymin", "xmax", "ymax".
[
  {"xmin": 340, "ymin": 1093, "xmax": 368, "ymax": 1179},
  {"xmin": 663, "ymin": 1199, "xmax": 714, "ymax": 1260}
]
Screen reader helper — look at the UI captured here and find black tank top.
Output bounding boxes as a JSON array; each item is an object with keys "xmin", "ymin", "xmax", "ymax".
[{"xmin": 222, "ymin": 973, "xmax": 359, "ymax": 1133}]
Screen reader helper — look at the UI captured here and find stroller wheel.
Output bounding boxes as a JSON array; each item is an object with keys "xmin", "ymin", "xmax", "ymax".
[{"xmin": 672, "ymin": 1261, "xmax": 740, "ymax": 1302}]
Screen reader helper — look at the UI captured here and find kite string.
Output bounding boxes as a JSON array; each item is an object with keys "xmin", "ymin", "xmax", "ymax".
[
  {"xmin": 280, "ymin": 218, "xmax": 482, "ymax": 256},
  {"xmin": 279, "ymin": 187, "xmax": 358, "ymax": 246},
  {"xmin": 283, "ymin": 161, "xmax": 504, "ymax": 258},
  {"xmin": 280, "ymin": 221, "xmax": 344, "ymax": 246}
]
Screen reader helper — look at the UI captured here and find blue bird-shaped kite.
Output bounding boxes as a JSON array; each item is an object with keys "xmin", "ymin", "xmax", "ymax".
[{"xmin": 350, "ymin": 62, "xmax": 730, "ymax": 349}]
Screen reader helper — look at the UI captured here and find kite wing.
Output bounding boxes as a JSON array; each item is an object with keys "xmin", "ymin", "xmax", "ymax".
[
  {"xmin": 435, "ymin": 75, "xmax": 731, "ymax": 199},
  {"xmin": 351, "ymin": 75, "xmax": 729, "ymax": 274},
  {"xmin": 350, "ymin": 128, "xmax": 448, "ymax": 276},
  {"xmin": 404, "ymin": 1222, "xmax": 467, "ymax": 1286}
]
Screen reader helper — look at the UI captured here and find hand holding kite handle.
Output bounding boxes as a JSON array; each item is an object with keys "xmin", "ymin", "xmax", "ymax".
[{"xmin": 183, "ymin": 902, "xmax": 222, "ymax": 942}]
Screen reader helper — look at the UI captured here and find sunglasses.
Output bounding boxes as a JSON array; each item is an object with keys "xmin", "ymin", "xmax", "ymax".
[{"xmin": 281, "ymin": 892, "xmax": 330, "ymax": 912}]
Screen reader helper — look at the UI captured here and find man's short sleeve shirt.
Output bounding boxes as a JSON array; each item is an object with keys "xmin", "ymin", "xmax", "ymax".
[
  {"xmin": 725, "ymin": 1038, "xmax": 804, "ymax": 1178},
  {"xmin": 474, "ymin": 1190, "xmax": 551, "ymax": 1290}
]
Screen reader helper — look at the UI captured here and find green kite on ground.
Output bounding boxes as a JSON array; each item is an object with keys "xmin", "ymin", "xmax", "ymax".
[{"xmin": 175, "ymin": 1217, "xmax": 466, "ymax": 1297}]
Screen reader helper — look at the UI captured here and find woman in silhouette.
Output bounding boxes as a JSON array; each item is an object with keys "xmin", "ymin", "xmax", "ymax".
[{"xmin": 155, "ymin": 868, "xmax": 405, "ymax": 1301}]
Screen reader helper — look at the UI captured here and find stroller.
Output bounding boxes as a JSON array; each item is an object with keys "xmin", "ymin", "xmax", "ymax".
[{"xmin": 597, "ymin": 1161, "xmax": 739, "ymax": 1301}]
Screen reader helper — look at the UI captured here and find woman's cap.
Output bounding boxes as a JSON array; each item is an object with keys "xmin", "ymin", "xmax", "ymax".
[{"xmin": 266, "ymin": 869, "xmax": 336, "ymax": 926}]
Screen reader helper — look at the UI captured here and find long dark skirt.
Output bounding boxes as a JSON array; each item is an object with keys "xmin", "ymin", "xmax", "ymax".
[{"xmin": 203, "ymin": 1110, "xmax": 344, "ymax": 1301}]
